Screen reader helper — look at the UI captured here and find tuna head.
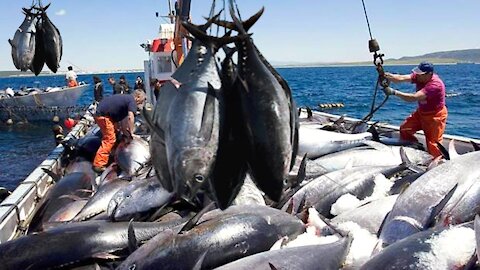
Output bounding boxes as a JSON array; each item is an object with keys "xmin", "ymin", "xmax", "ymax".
[{"xmin": 172, "ymin": 147, "xmax": 214, "ymax": 202}]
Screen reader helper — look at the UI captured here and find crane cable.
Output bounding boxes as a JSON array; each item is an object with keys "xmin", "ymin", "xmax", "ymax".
[{"xmin": 356, "ymin": 0, "xmax": 391, "ymax": 127}]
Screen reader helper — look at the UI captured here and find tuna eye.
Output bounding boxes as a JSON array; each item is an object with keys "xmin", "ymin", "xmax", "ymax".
[{"xmin": 194, "ymin": 174, "xmax": 204, "ymax": 183}]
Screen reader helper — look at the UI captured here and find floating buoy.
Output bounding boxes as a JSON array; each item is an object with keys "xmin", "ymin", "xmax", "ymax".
[
  {"xmin": 52, "ymin": 115, "xmax": 60, "ymax": 123},
  {"xmin": 318, "ymin": 102, "xmax": 345, "ymax": 110},
  {"xmin": 64, "ymin": 118, "xmax": 75, "ymax": 130},
  {"xmin": 6, "ymin": 119, "xmax": 13, "ymax": 125}
]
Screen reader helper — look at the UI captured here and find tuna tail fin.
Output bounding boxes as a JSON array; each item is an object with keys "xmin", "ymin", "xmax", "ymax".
[
  {"xmin": 212, "ymin": 7, "xmax": 264, "ymax": 33},
  {"xmin": 399, "ymin": 147, "xmax": 422, "ymax": 174},
  {"xmin": 471, "ymin": 141, "xmax": 480, "ymax": 151},
  {"xmin": 436, "ymin": 142, "xmax": 450, "ymax": 160},
  {"xmin": 182, "ymin": 21, "xmax": 248, "ymax": 51}
]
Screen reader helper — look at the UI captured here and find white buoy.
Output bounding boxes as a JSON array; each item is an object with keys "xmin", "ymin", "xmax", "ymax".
[{"xmin": 6, "ymin": 119, "xmax": 13, "ymax": 125}]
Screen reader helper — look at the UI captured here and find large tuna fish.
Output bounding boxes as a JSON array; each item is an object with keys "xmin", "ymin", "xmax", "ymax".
[
  {"xmin": 164, "ymin": 20, "xmax": 237, "ymax": 203},
  {"xmin": 298, "ymin": 126, "xmax": 372, "ymax": 159},
  {"xmin": 117, "ymin": 208, "xmax": 305, "ymax": 270},
  {"xmin": 107, "ymin": 176, "xmax": 173, "ymax": 221},
  {"xmin": 39, "ymin": 9, "xmax": 62, "ymax": 73},
  {"xmin": 229, "ymin": 7, "xmax": 294, "ymax": 201},
  {"xmin": 114, "ymin": 137, "xmax": 151, "ymax": 176},
  {"xmin": 361, "ymin": 224, "xmax": 475, "ymax": 270},
  {"xmin": 214, "ymin": 237, "xmax": 351, "ymax": 270},
  {"xmin": 28, "ymin": 172, "xmax": 94, "ymax": 233},
  {"xmin": 0, "ymin": 220, "xmax": 183, "ymax": 270},
  {"xmin": 378, "ymin": 151, "xmax": 480, "ymax": 248},
  {"xmin": 9, "ymin": 11, "xmax": 37, "ymax": 71}
]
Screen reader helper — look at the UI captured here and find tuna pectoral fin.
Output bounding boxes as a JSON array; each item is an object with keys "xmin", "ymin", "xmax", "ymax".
[
  {"xmin": 268, "ymin": 263, "xmax": 279, "ymax": 270},
  {"xmin": 475, "ymin": 215, "xmax": 480, "ymax": 260},
  {"xmin": 427, "ymin": 184, "xmax": 458, "ymax": 228},
  {"xmin": 142, "ymin": 107, "xmax": 165, "ymax": 140},
  {"xmin": 199, "ymin": 83, "xmax": 217, "ymax": 141},
  {"xmin": 92, "ymin": 252, "xmax": 121, "ymax": 260},
  {"xmin": 179, "ymin": 202, "xmax": 216, "ymax": 233},
  {"xmin": 127, "ymin": 219, "xmax": 138, "ymax": 254},
  {"xmin": 289, "ymin": 153, "xmax": 307, "ymax": 189},
  {"xmin": 192, "ymin": 250, "xmax": 208, "ymax": 270},
  {"xmin": 436, "ymin": 142, "xmax": 450, "ymax": 160},
  {"xmin": 41, "ymin": 168, "xmax": 60, "ymax": 182}
]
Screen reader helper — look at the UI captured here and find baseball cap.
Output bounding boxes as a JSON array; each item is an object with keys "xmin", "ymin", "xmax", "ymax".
[{"xmin": 412, "ymin": 62, "xmax": 434, "ymax": 74}]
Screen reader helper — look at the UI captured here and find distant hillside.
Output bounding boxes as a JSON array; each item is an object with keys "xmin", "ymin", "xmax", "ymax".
[
  {"xmin": 273, "ymin": 48, "xmax": 480, "ymax": 67},
  {"xmin": 395, "ymin": 49, "xmax": 480, "ymax": 63}
]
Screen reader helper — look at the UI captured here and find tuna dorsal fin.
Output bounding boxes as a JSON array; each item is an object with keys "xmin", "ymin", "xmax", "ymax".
[
  {"xmin": 179, "ymin": 202, "xmax": 216, "ymax": 233},
  {"xmin": 41, "ymin": 168, "xmax": 60, "ymax": 183},
  {"xmin": 127, "ymin": 219, "xmax": 138, "ymax": 254},
  {"xmin": 448, "ymin": 139, "xmax": 460, "ymax": 160},
  {"xmin": 368, "ymin": 124, "xmax": 380, "ymax": 142},
  {"xmin": 436, "ymin": 142, "xmax": 450, "ymax": 160},
  {"xmin": 192, "ymin": 250, "xmax": 208, "ymax": 270},
  {"xmin": 306, "ymin": 106, "xmax": 313, "ymax": 118}
]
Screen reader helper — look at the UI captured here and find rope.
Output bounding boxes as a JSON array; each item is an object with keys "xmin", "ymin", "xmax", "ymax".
[{"xmin": 361, "ymin": 0, "xmax": 373, "ymax": 40}]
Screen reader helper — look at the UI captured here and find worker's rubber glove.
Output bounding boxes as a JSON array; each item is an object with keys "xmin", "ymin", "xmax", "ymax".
[{"xmin": 382, "ymin": 87, "xmax": 397, "ymax": 96}]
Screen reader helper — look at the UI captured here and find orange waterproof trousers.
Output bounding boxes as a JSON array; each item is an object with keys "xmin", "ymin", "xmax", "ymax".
[
  {"xmin": 399, "ymin": 106, "xmax": 448, "ymax": 158},
  {"xmin": 68, "ymin": 80, "xmax": 78, "ymax": 87},
  {"xmin": 93, "ymin": 116, "xmax": 116, "ymax": 168}
]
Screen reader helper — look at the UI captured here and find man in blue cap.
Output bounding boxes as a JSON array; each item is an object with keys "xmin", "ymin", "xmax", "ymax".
[{"xmin": 382, "ymin": 62, "xmax": 447, "ymax": 158}]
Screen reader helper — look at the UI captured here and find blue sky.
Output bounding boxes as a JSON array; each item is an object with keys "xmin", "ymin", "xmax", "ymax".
[{"xmin": 1, "ymin": 0, "xmax": 479, "ymax": 72}]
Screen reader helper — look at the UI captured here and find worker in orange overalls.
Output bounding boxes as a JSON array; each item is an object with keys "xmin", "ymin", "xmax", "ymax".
[
  {"xmin": 65, "ymin": 66, "xmax": 78, "ymax": 87},
  {"xmin": 383, "ymin": 62, "xmax": 447, "ymax": 158},
  {"xmin": 92, "ymin": 89, "xmax": 146, "ymax": 173}
]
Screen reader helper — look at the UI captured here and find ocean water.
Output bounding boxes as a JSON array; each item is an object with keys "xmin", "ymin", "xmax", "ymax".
[{"xmin": 1, "ymin": 65, "xmax": 479, "ymax": 190}]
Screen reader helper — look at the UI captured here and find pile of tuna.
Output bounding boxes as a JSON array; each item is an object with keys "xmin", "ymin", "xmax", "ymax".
[
  {"xmin": 2, "ymin": 6, "xmax": 480, "ymax": 270},
  {"xmin": 8, "ymin": 3, "xmax": 63, "ymax": 75}
]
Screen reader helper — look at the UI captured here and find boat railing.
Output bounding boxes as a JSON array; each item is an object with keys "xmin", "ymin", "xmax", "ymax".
[{"xmin": 0, "ymin": 104, "xmax": 96, "ymax": 243}]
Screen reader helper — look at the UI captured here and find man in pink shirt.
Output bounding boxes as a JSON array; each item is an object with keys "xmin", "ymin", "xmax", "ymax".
[{"xmin": 383, "ymin": 62, "xmax": 448, "ymax": 158}]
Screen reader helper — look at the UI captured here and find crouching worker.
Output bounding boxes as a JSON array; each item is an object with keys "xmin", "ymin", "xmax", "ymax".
[{"xmin": 92, "ymin": 89, "xmax": 146, "ymax": 173}]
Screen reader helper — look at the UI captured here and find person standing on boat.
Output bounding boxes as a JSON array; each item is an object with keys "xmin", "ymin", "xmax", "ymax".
[
  {"xmin": 134, "ymin": 76, "xmax": 145, "ymax": 91},
  {"xmin": 108, "ymin": 76, "xmax": 125, "ymax": 95},
  {"xmin": 93, "ymin": 76, "xmax": 104, "ymax": 102},
  {"xmin": 151, "ymin": 79, "xmax": 162, "ymax": 100},
  {"xmin": 65, "ymin": 66, "xmax": 78, "ymax": 87},
  {"xmin": 383, "ymin": 61, "xmax": 447, "ymax": 158},
  {"xmin": 119, "ymin": 75, "xmax": 130, "ymax": 94},
  {"xmin": 92, "ymin": 89, "xmax": 146, "ymax": 173}
]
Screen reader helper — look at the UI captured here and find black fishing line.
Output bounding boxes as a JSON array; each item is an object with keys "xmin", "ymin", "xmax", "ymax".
[{"xmin": 361, "ymin": 0, "xmax": 374, "ymax": 40}]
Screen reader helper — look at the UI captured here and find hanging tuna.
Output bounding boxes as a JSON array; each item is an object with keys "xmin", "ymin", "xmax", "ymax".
[
  {"xmin": 8, "ymin": 3, "xmax": 63, "ymax": 75},
  {"xmin": 8, "ymin": 9, "xmax": 37, "ymax": 72}
]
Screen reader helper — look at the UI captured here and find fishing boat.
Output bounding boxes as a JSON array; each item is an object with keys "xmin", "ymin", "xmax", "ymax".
[
  {"xmin": 1, "ymin": 1, "xmax": 480, "ymax": 268},
  {"xmin": 0, "ymin": 83, "xmax": 90, "ymax": 122}
]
